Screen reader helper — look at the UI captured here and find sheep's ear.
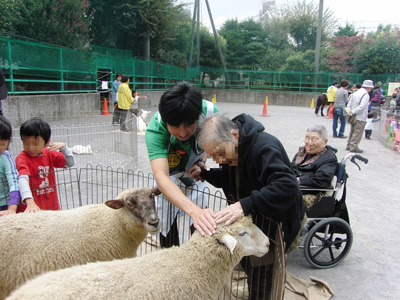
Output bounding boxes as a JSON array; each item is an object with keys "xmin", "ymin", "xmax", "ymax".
[
  {"xmin": 219, "ymin": 233, "xmax": 237, "ymax": 255},
  {"xmin": 104, "ymin": 200, "xmax": 125, "ymax": 209},
  {"xmin": 151, "ymin": 187, "xmax": 161, "ymax": 196}
]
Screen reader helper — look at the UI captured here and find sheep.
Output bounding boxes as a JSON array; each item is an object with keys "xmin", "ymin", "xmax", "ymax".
[
  {"xmin": 0, "ymin": 187, "xmax": 161, "ymax": 300},
  {"xmin": 7, "ymin": 215, "xmax": 269, "ymax": 300}
]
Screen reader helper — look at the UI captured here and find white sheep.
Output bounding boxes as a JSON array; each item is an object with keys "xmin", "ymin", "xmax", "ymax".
[
  {"xmin": 7, "ymin": 216, "xmax": 269, "ymax": 300},
  {"xmin": 0, "ymin": 187, "xmax": 161, "ymax": 300}
]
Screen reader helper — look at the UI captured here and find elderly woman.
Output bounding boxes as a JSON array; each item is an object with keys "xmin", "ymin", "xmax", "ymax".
[
  {"xmin": 292, "ymin": 124, "xmax": 338, "ymax": 209},
  {"xmin": 188, "ymin": 113, "xmax": 305, "ymax": 299}
]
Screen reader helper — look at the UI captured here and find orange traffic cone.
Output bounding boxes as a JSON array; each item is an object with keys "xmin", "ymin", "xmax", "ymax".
[
  {"xmin": 102, "ymin": 98, "xmax": 110, "ymax": 116},
  {"xmin": 260, "ymin": 96, "xmax": 269, "ymax": 117},
  {"xmin": 327, "ymin": 103, "xmax": 334, "ymax": 119}
]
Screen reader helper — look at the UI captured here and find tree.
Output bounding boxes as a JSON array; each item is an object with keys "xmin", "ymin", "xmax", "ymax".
[
  {"xmin": 0, "ymin": 0, "xmax": 91, "ymax": 49},
  {"xmin": 334, "ymin": 23, "xmax": 358, "ymax": 37},
  {"xmin": 284, "ymin": 0, "xmax": 336, "ymax": 51},
  {"xmin": 323, "ymin": 35, "xmax": 364, "ymax": 73},
  {"xmin": 279, "ymin": 50, "xmax": 315, "ymax": 72},
  {"xmin": 218, "ymin": 18, "xmax": 267, "ymax": 70},
  {"xmin": 353, "ymin": 28, "xmax": 400, "ymax": 74},
  {"xmin": 89, "ymin": 0, "xmax": 191, "ymax": 61}
]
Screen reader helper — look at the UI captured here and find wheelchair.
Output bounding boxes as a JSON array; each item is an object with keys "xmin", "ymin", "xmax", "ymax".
[{"xmin": 298, "ymin": 153, "xmax": 368, "ymax": 269}]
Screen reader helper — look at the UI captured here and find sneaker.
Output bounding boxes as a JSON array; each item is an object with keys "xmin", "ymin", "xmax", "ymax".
[
  {"xmin": 346, "ymin": 146, "xmax": 350, "ymax": 150},
  {"xmin": 350, "ymin": 149, "xmax": 363, "ymax": 153},
  {"xmin": 333, "ymin": 135, "xmax": 338, "ymax": 138},
  {"xmin": 338, "ymin": 135, "xmax": 348, "ymax": 138}
]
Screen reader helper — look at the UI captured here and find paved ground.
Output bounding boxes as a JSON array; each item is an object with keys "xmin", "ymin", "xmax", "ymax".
[{"xmin": 136, "ymin": 102, "xmax": 400, "ymax": 300}]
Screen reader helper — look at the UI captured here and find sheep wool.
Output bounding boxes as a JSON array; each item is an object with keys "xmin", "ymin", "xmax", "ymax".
[
  {"xmin": 0, "ymin": 187, "xmax": 160, "ymax": 300},
  {"xmin": 7, "ymin": 216, "xmax": 269, "ymax": 300}
]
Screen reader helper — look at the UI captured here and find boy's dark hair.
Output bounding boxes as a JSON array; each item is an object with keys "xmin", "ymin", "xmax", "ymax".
[
  {"xmin": 0, "ymin": 116, "xmax": 12, "ymax": 141},
  {"xmin": 340, "ymin": 79, "xmax": 349, "ymax": 88},
  {"xmin": 132, "ymin": 90, "xmax": 137, "ymax": 94},
  {"xmin": 356, "ymin": 83, "xmax": 362, "ymax": 89},
  {"xmin": 116, "ymin": 72, "xmax": 122, "ymax": 79},
  {"xmin": 121, "ymin": 75, "xmax": 129, "ymax": 83},
  {"xmin": 20, "ymin": 118, "xmax": 51, "ymax": 144},
  {"xmin": 332, "ymin": 81, "xmax": 338, "ymax": 86},
  {"xmin": 367, "ymin": 112, "xmax": 374, "ymax": 119},
  {"xmin": 159, "ymin": 82, "xmax": 203, "ymax": 127}
]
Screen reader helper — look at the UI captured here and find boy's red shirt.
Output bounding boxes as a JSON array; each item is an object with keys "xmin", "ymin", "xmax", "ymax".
[{"xmin": 16, "ymin": 148, "xmax": 66, "ymax": 212}]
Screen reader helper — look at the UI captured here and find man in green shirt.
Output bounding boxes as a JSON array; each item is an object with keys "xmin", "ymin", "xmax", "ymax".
[{"xmin": 145, "ymin": 82, "xmax": 219, "ymax": 247}]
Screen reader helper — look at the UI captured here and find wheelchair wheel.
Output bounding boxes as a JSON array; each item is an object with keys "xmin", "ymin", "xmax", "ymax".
[{"xmin": 304, "ymin": 217, "xmax": 353, "ymax": 269}]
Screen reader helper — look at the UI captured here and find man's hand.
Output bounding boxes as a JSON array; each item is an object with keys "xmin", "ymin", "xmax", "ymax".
[
  {"xmin": 190, "ymin": 207, "xmax": 216, "ymax": 236},
  {"xmin": 215, "ymin": 202, "xmax": 244, "ymax": 226}
]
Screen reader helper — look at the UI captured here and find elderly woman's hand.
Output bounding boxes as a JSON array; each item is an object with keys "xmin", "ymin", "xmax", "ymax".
[
  {"xmin": 214, "ymin": 202, "xmax": 244, "ymax": 225},
  {"xmin": 187, "ymin": 165, "xmax": 205, "ymax": 182}
]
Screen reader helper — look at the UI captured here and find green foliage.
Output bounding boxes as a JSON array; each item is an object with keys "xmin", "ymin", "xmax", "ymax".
[
  {"xmin": 219, "ymin": 18, "xmax": 267, "ymax": 69},
  {"xmin": 279, "ymin": 50, "xmax": 315, "ymax": 72},
  {"xmin": 0, "ymin": 0, "xmax": 91, "ymax": 49},
  {"xmin": 334, "ymin": 23, "xmax": 358, "ymax": 37},
  {"xmin": 89, "ymin": 0, "xmax": 191, "ymax": 62},
  {"xmin": 353, "ymin": 28, "xmax": 400, "ymax": 74}
]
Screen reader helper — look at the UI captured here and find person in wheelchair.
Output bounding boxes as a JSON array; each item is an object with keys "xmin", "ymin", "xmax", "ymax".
[{"xmin": 292, "ymin": 124, "xmax": 338, "ymax": 210}]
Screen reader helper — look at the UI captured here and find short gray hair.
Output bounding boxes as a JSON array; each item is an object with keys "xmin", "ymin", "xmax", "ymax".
[
  {"xmin": 197, "ymin": 113, "xmax": 237, "ymax": 148},
  {"xmin": 306, "ymin": 124, "xmax": 327, "ymax": 140}
]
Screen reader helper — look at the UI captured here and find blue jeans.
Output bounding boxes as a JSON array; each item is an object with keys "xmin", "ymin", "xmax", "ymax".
[{"xmin": 333, "ymin": 107, "xmax": 346, "ymax": 137}]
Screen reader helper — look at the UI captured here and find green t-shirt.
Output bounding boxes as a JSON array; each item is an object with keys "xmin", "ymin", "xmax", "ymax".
[{"xmin": 145, "ymin": 100, "xmax": 219, "ymax": 173}]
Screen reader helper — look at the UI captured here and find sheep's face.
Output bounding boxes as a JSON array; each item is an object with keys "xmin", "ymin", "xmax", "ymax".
[
  {"xmin": 217, "ymin": 216, "xmax": 269, "ymax": 257},
  {"xmin": 105, "ymin": 188, "xmax": 161, "ymax": 234}
]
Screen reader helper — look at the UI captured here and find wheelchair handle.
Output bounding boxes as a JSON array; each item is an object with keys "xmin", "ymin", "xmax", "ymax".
[{"xmin": 353, "ymin": 154, "xmax": 368, "ymax": 164}]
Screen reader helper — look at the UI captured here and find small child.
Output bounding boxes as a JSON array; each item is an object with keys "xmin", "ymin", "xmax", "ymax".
[
  {"xmin": 0, "ymin": 116, "xmax": 20, "ymax": 216},
  {"xmin": 130, "ymin": 90, "xmax": 148, "ymax": 116},
  {"xmin": 390, "ymin": 114, "xmax": 400, "ymax": 130},
  {"xmin": 365, "ymin": 112, "xmax": 380, "ymax": 140},
  {"xmin": 16, "ymin": 118, "xmax": 75, "ymax": 213}
]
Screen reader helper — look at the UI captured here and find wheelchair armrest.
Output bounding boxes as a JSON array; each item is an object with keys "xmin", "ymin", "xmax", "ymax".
[{"xmin": 299, "ymin": 185, "xmax": 335, "ymax": 192}]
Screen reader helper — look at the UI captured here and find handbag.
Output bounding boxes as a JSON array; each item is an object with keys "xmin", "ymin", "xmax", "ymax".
[
  {"xmin": 346, "ymin": 114, "xmax": 356, "ymax": 125},
  {"xmin": 346, "ymin": 93, "xmax": 367, "ymax": 125}
]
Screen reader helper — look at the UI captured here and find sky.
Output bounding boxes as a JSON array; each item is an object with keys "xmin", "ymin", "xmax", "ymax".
[{"xmin": 176, "ymin": 0, "xmax": 400, "ymax": 33}]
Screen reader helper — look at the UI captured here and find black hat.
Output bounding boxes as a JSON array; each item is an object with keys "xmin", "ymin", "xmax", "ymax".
[{"xmin": 0, "ymin": 69, "xmax": 8, "ymax": 101}]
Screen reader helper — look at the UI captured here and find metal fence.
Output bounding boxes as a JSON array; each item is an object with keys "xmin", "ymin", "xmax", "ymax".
[
  {"xmin": 2, "ymin": 166, "xmax": 286, "ymax": 299},
  {"xmin": 1, "ymin": 36, "xmax": 398, "ymax": 96},
  {"xmin": 8, "ymin": 114, "xmax": 139, "ymax": 172}
]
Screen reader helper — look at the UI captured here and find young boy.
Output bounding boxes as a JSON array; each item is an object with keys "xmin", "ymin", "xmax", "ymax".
[
  {"xmin": 130, "ymin": 90, "xmax": 147, "ymax": 116},
  {"xmin": 16, "ymin": 118, "xmax": 75, "ymax": 213},
  {"xmin": 365, "ymin": 112, "xmax": 380, "ymax": 140}
]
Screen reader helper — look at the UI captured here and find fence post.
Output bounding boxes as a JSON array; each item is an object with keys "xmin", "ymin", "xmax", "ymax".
[
  {"xmin": 60, "ymin": 48, "xmax": 64, "ymax": 92},
  {"xmin": 6, "ymin": 40, "xmax": 14, "ymax": 94}
]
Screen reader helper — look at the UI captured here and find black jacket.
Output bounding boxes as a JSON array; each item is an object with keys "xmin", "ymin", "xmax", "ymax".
[
  {"xmin": 292, "ymin": 146, "xmax": 338, "ymax": 188},
  {"xmin": 201, "ymin": 114, "xmax": 305, "ymax": 250}
]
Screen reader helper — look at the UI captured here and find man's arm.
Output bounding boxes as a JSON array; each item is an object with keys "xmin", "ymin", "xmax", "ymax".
[{"xmin": 150, "ymin": 157, "xmax": 216, "ymax": 236}]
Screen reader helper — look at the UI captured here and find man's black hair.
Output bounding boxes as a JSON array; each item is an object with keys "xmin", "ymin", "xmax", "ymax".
[
  {"xmin": 0, "ymin": 116, "xmax": 12, "ymax": 141},
  {"xmin": 332, "ymin": 81, "xmax": 338, "ymax": 86},
  {"xmin": 20, "ymin": 118, "xmax": 51, "ymax": 144},
  {"xmin": 116, "ymin": 72, "xmax": 122, "ymax": 79},
  {"xmin": 356, "ymin": 83, "xmax": 362, "ymax": 89},
  {"xmin": 121, "ymin": 75, "xmax": 129, "ymax": 83},
  {"xmin": 159, "ymin": 82, "xmax": 203, "ymax": 127}
]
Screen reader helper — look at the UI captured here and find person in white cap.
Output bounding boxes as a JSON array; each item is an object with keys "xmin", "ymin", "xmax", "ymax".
[
  {"xmin": 0, "ymin": 69, "xmax": 8, "ymax": 116},
  {"xmin": 345, "ymin": 79, "xmax": 374, "ymax": 153}
]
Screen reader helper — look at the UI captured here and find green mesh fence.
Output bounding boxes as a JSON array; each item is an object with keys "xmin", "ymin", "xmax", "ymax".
[{"xmin": 0, "ymin": 36, "xmax": 398, "ymax": 95}]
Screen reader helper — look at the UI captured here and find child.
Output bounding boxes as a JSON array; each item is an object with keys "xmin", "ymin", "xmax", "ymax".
[
  {"xmin": 390, "ymin": 114, "xmax": 400, "ymax": 130},
  {"xmin": 130, "ymin": 90, "xmax": 148, "ymax": 116},
  {"xmin": 0, "ymin": 116, "xmax": 20, "ymax": 216},
  {"xmin": 364, "ymin": 112, "xmax": 380, "ymax": 140},
  {"xmin": 16, "ymin": 118, "xmax": 75, "ymax": 213}
]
